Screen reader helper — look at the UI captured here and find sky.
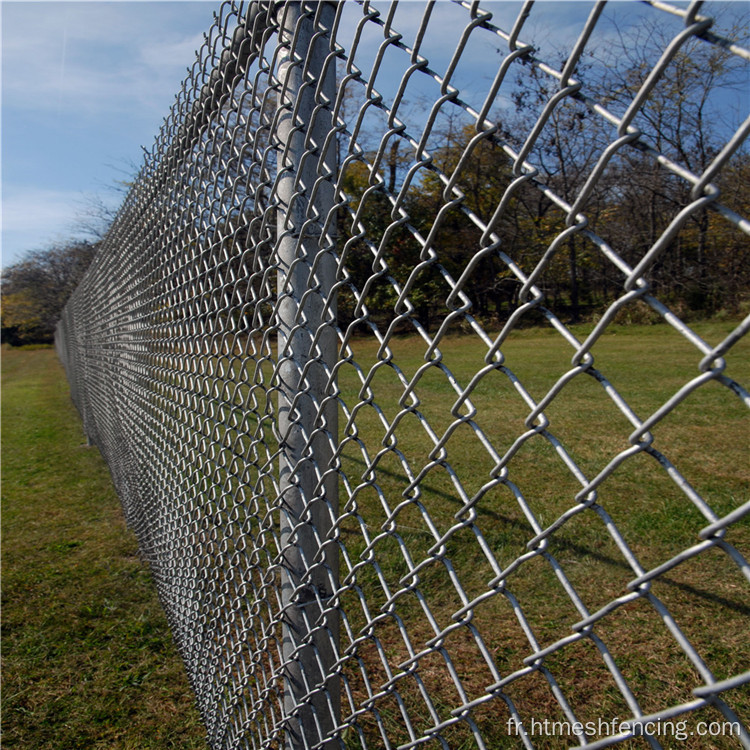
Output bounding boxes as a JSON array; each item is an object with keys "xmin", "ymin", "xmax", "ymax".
[
  {"xmin": 2, "ymin": 1, "xmax": 216, "ymax": 267},
  {"xmin": 0, "ymin": 0, "xmax": 613, "ymax": 268},
  {"xmin": 0, "ymin": 0, "xmax": 511, "ymax": 267},
  {"xmin": 2, "ymin": 1, "xmax": 745, "ymax": 269}
]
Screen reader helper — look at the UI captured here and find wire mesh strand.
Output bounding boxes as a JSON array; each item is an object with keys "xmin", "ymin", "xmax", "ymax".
[{"xmin": 56, "ymin": 1, "xmax": 750, "ymax": 748}]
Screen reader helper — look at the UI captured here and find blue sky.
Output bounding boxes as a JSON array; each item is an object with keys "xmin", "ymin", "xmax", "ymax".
[
  {"xmin": 0, "ymin": 0, "xmax": 619, "ymax": 268},
  {"xmin": 2, "ymin": 1, "xmax": 216, "ymax": 267},
  {"xmin": 2, "ymin": 1, "xmax": 745, "ymax": 269}
]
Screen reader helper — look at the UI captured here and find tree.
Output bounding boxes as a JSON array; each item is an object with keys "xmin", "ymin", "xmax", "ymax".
[
  {"xmin": 476, "ymin": 12, "xmax": 750, "ymax": 321},
  {"xmin": 1, "ymin": 241, "xmax": 98, "ymax": 346},
  {"xmin": 587, "ymin": 14, "xmax": 750, "ymax": 314},
  {"xmin": 416, "ymin": 119, "xmax": 519, "ymax": 320}
]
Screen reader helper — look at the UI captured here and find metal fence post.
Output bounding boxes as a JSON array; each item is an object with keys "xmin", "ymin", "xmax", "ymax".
[{"xmin": 276, "ymin": 2, "xmax": 339, "ymax": 748}]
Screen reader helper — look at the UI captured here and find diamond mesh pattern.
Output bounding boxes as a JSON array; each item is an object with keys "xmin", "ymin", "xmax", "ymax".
[{"xmin": 56, "ymin": 2, "xmax": 749, "ymax": 748}]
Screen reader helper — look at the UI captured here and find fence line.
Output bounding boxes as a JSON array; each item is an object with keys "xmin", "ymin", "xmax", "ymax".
[{"xmin": 57, "ymin": 1, "xmax": 749, "ymax": 748}]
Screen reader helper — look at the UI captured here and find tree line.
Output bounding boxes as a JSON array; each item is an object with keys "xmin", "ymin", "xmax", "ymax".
[
  {"xmin": 1, "ymin": 242, "xmax": 98, "ymax": 346},
  {"xmin": 4, "ymin": 12, "xmax": 747, "ymax": 346},
  {"xmin": 335, "ymin": 19, "xmax": 749, "ymax": 331}
]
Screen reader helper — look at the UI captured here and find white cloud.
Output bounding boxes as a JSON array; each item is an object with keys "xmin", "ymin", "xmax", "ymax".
[
  {"xmin": 2, "ymin": 187, "xmax": 80, "ymax": 234},
  {"xmin": 1, "ymin": 186, "xmax": 120, "ymax": 266},
  {"xmin": 137, "ymin": 30, "xmax": 207, "ymax": 71},
  {"xmin": 2, "ymin": 2, "xmax": 212, "ymax": 119},
  {"xmin": 1, "ymin": 3, "xmax": 215, "ymax": 266}
]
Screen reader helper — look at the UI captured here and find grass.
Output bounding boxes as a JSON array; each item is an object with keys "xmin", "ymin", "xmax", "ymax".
[
  {"xmin": 330, "ymin": 318, "xmax": 750, "ymax": 748},
  {"xmin": 2, "ymin": 318, "xmax": 748, "ymax": 749},
  {"xmin": 1, "ymin": 345, "xmax": 207, "ymax": 749}
]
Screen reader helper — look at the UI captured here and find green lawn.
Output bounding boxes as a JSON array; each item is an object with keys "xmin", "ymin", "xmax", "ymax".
[
  {"xmin": 2, "ymin": 318, "xmax": 748, "ymax": 749},
  {"xmin": 1, "ymin": 345, "xmax": 206, "ymax": 750},
  {"xmin": 330, "ymin": 319, "xmax": 749, "ymax": 748}
]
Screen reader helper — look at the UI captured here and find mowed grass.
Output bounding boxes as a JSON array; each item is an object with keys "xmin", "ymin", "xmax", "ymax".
[
  {"xmin": 331, "ymin": 319, "xmax": 750, "ymax": 748},
  {"xmin": 1, "ymin": 345, "xmax": 206, "ymax": 749},
  {"xmin": 3, "ymin": 319, "xmax": 747, "ymax": 750}
]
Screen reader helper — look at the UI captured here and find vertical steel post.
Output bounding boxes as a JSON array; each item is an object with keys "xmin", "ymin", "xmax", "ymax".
[{"xmin": 276, "ymin": 2, "xmax": 339, "ymax": 748}]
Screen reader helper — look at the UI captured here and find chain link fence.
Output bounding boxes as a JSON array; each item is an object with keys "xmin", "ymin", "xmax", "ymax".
[{"xmin": 56, "ymin": 1, "xmax": 749, "ymax": 748}]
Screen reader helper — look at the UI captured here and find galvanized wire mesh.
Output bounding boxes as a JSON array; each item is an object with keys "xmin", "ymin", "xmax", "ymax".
[{"xmin": 56, "ymin": 1, "xmax": 750, "ymax": 748}]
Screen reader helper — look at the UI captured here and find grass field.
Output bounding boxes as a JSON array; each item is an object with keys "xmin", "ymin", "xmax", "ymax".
[
  {"xmin": 2, "ymin": 319, "xmax": 748, "ymax": 749},
  {"xmin": 329, "ymin": 319, "xmax": 750, "ymax": 748},
  {"xmin": 1, "ymin": 345, "xmax": 206, "ymax": 749}
]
